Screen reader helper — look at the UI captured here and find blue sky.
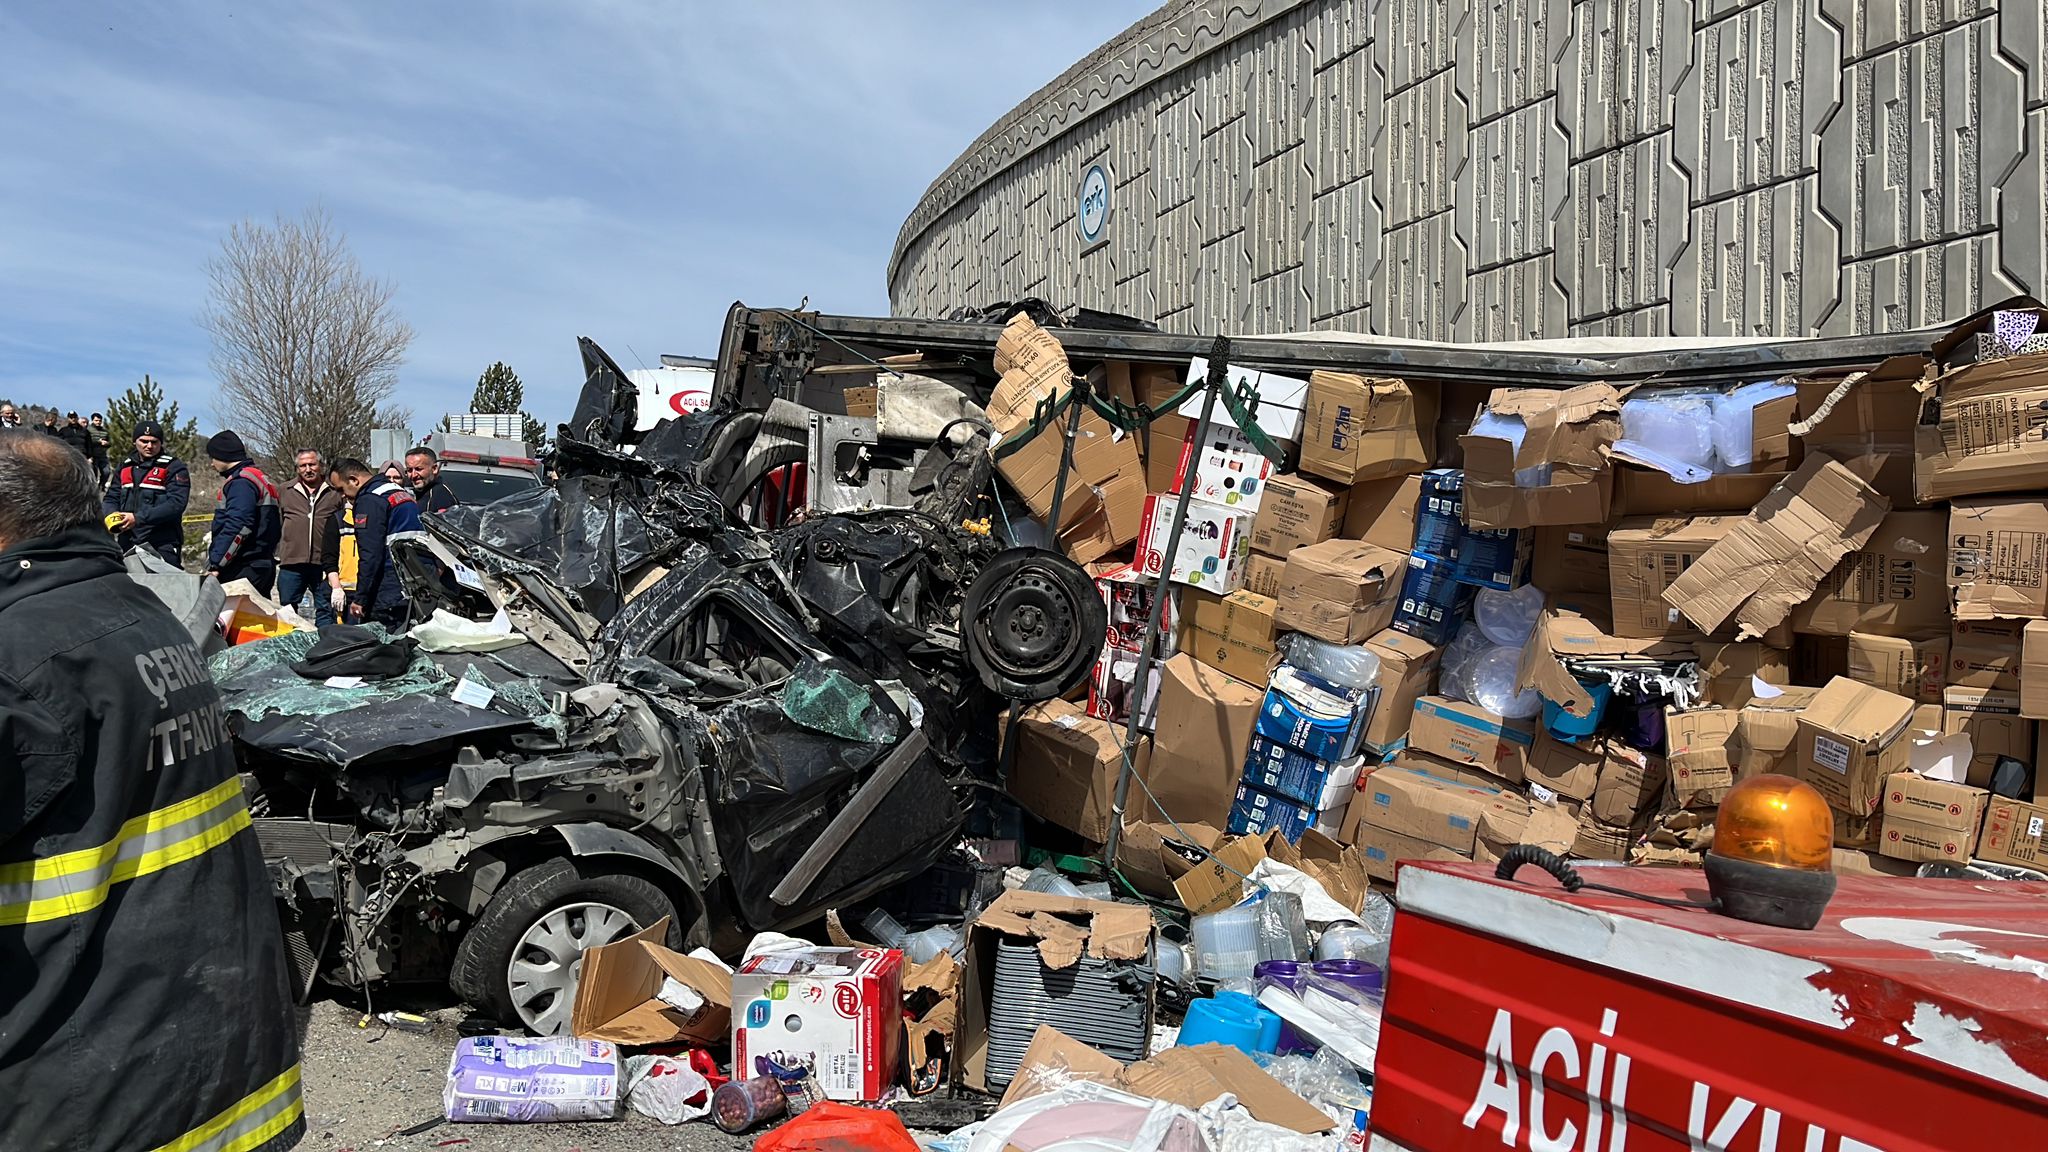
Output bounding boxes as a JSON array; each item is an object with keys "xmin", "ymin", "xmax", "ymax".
[{"xmin": 0, "ymin": 2, "xmax": 1150, "ymax": 431}]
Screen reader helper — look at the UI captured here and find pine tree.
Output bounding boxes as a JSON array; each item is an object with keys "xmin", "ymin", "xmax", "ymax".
[
  {"xmin": 103, "ymin": 375, "xmax": 205, "ymax": 465},
  {"xmin": 467, "ymin": 361, "xmax": 548, "ymax": 448}
]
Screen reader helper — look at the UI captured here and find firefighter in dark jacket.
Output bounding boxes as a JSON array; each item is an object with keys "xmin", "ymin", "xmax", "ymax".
[
  {"xmin": 205, "ymin": 429, "xmax": 283, "ymax": 595},
  {"xmin": 329, "ymin": 456, "xmax": 421, "ymax": 629},
  {"xmin": 0, "ymin": 429, "xmax": 305, "ymax": 1152},
  {"xmin": 101, "ymin": 419, "xmax": 192, "ymax": 566}
]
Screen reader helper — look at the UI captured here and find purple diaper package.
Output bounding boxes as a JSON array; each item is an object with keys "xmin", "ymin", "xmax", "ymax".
[{"xmin": 443, "ymin": 1035, "xmax": 620, "ymax": 1123}]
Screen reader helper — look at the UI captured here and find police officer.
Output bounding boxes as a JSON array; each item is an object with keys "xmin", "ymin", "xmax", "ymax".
[
  {"xmin": 204, "ymin": 429, "xmax": 283, "ymax": 595},
  {"xmin": 328, "ymin": 456, "xmax": 422, "ymax": 629},
  {"xmin": 0, "ymin": 429, "xmax": 305, "ymax": 1152},
  {"xmin": 102, "ymin": 419, "xmax": 193, "ymax": 566}
]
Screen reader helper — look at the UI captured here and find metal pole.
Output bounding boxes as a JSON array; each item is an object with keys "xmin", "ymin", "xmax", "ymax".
[{"xmin": 1103, "ymin": 336, "xmax": 1232, "ymax": 873}]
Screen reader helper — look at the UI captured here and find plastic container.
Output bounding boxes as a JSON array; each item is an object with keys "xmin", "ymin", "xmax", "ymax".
[
  {"xmin": 1473, "ymin": 584, "xmax": 1544, "ymax": 648},
  {"xmin": 1711, "ymin": 380, "xmax": 1797, "ymax": 470},
  {"xmin": 1019, "ymin": 867, "xmax": 1084, "ymax": 898},
  {"xmin": 1191, "ymin": 905, "xmax": 1260, "ymax": 981},
  {"xmin": 903, "ymin": 925, "xmax": 959, "ymax": 965},
  {"xmin": 1280, "ymin": 634, "xmax": 1382, "ymax": 691},
  {"xmin": 1438, "ymin": 623, "xmax": 1493, "ymax": 703},
  {"xmin": 1215, "ymin": 989, "xmax": 1284, "ymax": 1052},
  {"xmin": 1155, "ymin": 937, "xmax": 1190, "ymax": 987},
  {"xmin": 1467, "ymin": 645, "xmax": 1542, "ymax": 719},
  {"xmin": 1255, "ymin": 891, "xmax": 1311, "ymax": 962},
  {"xmin": 1314, "ymin": 925, "xmax": 1378, "ymax": 962},
  {"xmin": 1074, "ymin": 881, "xmax": 1113, "ymax": 901},
  {"xmin": 1621, "ymin": 392, "xmax": 1717, "ymax": 470},
  {"xmin": 1312, "ymin": 959, "xmax": 1386, "ymax": 997},
  {"xmin": 863, "ymin": 909, "xmax": 908, "ymax": 949},
  {"xmin": 1542, "ymin": 680, "xmax": 1612, "ymax": 743},
  {"xmin": 1178, "ymin": 996, "xmax": 1264, "ymax": 1053},
  {"xmin": 712, "ymin": 1075, "xmax": 787, "ymax": 1135}
]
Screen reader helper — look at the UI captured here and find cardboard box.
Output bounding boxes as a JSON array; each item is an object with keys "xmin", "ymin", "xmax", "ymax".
[
  {"xmin": 995, "ymin": 401, "xmax": 1148, "ymax": 556},
  {"xmin": 1453, "ymin": 525, "xmax": 1531, "ymax": 590},
  {"xmin": 1094, "ymin": 561, "xmax": 1177, "ymax": 653},
  {"xmin": 1613, "ymin": 467, "xmax": 1791, "ymax": 518},
  {"xmin": 1241, "ymin": 735, "xmax": 1364, "ymax": 809},
  {"xmin": 1666, "ymin": 708, "xmax": 1739, "ymax": 809},
  {"xmin": 1729, "ymin": 686, "xmax": 1822, "ymax": 779},
  {"xmin": 1571, "ymin": 814, "xmax": 1636, "ymax": 862},
  {"xmin": 2025, "ymin": 620, "xmax": 2048, "ymax": 719},
  {"xmin": 1142, "ymin": 655, "xmax": 1262, "ymax": 828},
  {"xmin": 1176, "ymin": 421, "xmax": 1280, "ymax": 513},
  {"xmin": 1114, "ymin": 820, "xmax": 1220, "ymax": 900},
  {"xmin": 1390, "ymin": 551, "xmax": 1475, "ymax": 646},
  {"xmin": 1182, "ymin": 357, "xmax": 1311, "ymax": 443},
  {"xmin": 1591, "ymin": 742, "xmax": 1669, "ymax": 825},
  {"xmin": 955, "ymin": 893, "xmax": 1153, "ymax": 1094},
  {"xmin": 1833, "ymin": 808, "xmax": 1885, "ymax": 851},
  {"xmin": 1297, "ymin": 371, "xmax": 1433, "ymax": 484},
  {"xmin": 1343, "ymin": 474, "xmax": 1423, "ymax": 553},
  {"xmin": 842, "ymin": 385, "xmax": 877, "ymax": 418},
  {"xmin": 987, "ymin": 314, "xmax": 1072, "ymax": 434},
  {"xmin": 1696, "ymin": 642, "xmax": 1791, "ymax": 709},
  {"xmin": 1177, "ymin": 588, "xmax": 1279, "ymax": 685},
  {"xmin": 1948, "ymin": 498, "xmax": 2048, "ymax": 619},
  {"xmin": 1356, "ymin": 765, "xmax": 1506, "ymax": 853},
  {"xmin": 1243, "ymin": 554, "xmax": 1286, "ymax": 598},
  {"xmin": 1461, "ymin": 384, "xmax": 1623, "ymax": 529},
  {"xmin": 1142, "ymin": 412, "xmax": 1193, "ymax": 495},
  {"xmin": 1407, "ymin": 695, "xmax": 1536, "ymax": 782},
  {"xmin": 1250, "ymin": 473, "xmax": 1348, "ymax": 556},
  {"xmin": 1662, "ymin": 456, "xmax": 1892, "ymax": 641},
  {"xmin": 1789, "ymin": 510, "xmax": 1948, "ymax": 636},
  {"xmin": 1515, "ymin": 606, "xmax": 1694, "ymax": 720},
  {"xmin": 1832, "ymin": 848, "xmax": 1921, "ymax": 877},
  {"xmin": 1136, "ymin": 492, "xmax": 1252, "ymax": 592},
  {"xmin": 1524, "ymin": 731, "xmax": 1603, "ymax": 801},
  {"xmin": 998, "ymin": 1026, "xmax": 1333, "ymax": 1134},
  {"xmin": 1879, "ymin": 816, "xmax": 1977, "ymax": 864},
  {"xmin": 1361, "ymin": 628, "xmax": 1442, "ymax": 752},
  {"xmin": 1172, "ymin": 834, "xmax": 1269, "ymax": 916},
  {"xmin": 1977, "ymin": 797, "xmax": 2048, "ymax": 870},
  {"xmin": 1942, "ymin": 687, "xmax": 2032, "ymax": 789},
  {"xmin": 1007, "ymin": 698, "xmax": 1126, "ymax": 842},
  {"xmin": 1796, "ymin": 677, "xmax": 1918, "ymax": 816},
  {"xmin": 1795, "ymin": 359, "xmax": 1924, "ymax": 506},
  {"xmin": 1532, "ymin": 524, "xmax": 1611, "ymax": 605},
  {"xmin": 1354, "ymin": 821, "xmax": 1471, "ymax": 883},
  {"xmin": 1912, "ymin": 349, "xmax": 2048, "ymax": 502},
  {"xmin": 1477, "ymin": 798, "xmax": 1581, "ymax": 862},
  {"xmin": 1606, "ymin": 516, "xmax": 1745, "ymax": 639},
  {"xmin": 1275, "ymin": 539, "xmax": 1405, "ymax": 645},
  {"xmin": 1883, "ymin": 772, "xmax": 1989, "ymax": 833},
  {"xmin": 1950, "ymin": 618, "xmax": 2026, "ymax": 690},
  {"xmin": 1409, "ymin": 469, "xmax": 1465, "ymax": 560},
  {"xmin": 1228, "ymin": 781, "xmax": 1346, "ymax": 843},
  {"xmin": 570, "ymin": 917, "xmax": 733, "ymax": 1047},
  {"xmin": 1254, "ymin": 669, "xmax": 1378, "ymax": 762},
  {"xmin": 1087, "ymin": 642, "xmax": 1161, "ymax": 732},
  {"xmin": 1846, "ymin": 631, "xmax": 1948, "ymax": 704},
  {"xmin": 733, "ymin": 947, "xmax": 901, "ymax": 1102}
]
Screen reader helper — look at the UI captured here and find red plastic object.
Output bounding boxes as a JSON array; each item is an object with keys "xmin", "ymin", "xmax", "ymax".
[
  {"xmin": 751, "ymin": 1101, "xmax": 919, "ymax": 1152},
  {"xmin": 1369, "ymin": 862, "xmax": 2048, "ymax": 1152}
]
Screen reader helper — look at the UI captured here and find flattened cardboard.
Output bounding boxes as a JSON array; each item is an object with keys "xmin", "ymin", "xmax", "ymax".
[
  {"xmin": 2024, "ymin": 620, "xmax": 2048, "ymax": 719},
  {"xmin": 1006, "ymin": 698, "xmax": 1125, "ymax": 843},
  {"xmin": 570, "ymin": 917, "xmax": 733, "ymax": 1047},
  {"xmin": 1729, "ymin": 686, "xmax": 1822, "ymax": 780},
  {"xmin": 1696, "ymin": 642, "xmax": 1791, "ymax": 709},
  {"xmin": 1977, "ymin": 798, "xmax": 2048, "ymax": 870},
  {"xmin": 1531, "ymin": 524, "xmax": 1612, "ymax": 604},
  {"xmin": 1913, "ymin": 351, "xmax": 2048, "ymax": 501},
  {"xmin": 1571, "ymin": 814, "xmax": 1636, "ymax": 862},
  {"xmin": 1115, "ymin": 820, "xmax": 1222, "ymax": 900},
  {"xmin": 1264, "ymin": 830, "xmax": 1373, "ymax": 916},
  {"xmin": 1525, "ymin": 730, "xmax": 1604, "ymax": 801},
  {"xmin": 996, "ymin": 1025, "xmax": 1123, "ymax": 1108},
  {"xmin": 1606, "ymin": 515, "xmax": 1745, "ymax": 639},
  {"xmin": 1789, "ymin": 509, "xmax": 1948, "ymax": 636},
  {"xmin": 1516, "ymin": 605, "xmax": 1692, "ymax": 719},
  {"xmin": 1662, "ymin": 456, "xmax": 1892, "ymax": 641},
  {"xmin": 1357, "ymin": 765, "xmax": 1505, "ymax": 853},
  {"xmin": 1407, "ymin": 695, "xmax": 1536, "ymax": 782},
  {"xmin": 1343, "ymin": 474, "xmax": 1424, "ymax": 553},
  {"xmin": 1883, "ymin": 773, "xmax": 1989, "ymax": 833},
  {"xmin": 1591, "ymin": 742, "xmax": 1669, "ymax": 825},
  {"xmin": 1172, "ymin": 833, "xmax": 1267, "ymax": 916},
  {"xmin": 1846, "ymin": 631, "xmax": 1948, "ymax": 704},
  {"xmin": 1947, "ymin": 499, "xmax": 2048, "ymax": 619},
  {"xmin": 1477, "ymin": 798, "xmax": 1579, "ymax": 861},
  {"xmin": 1796, "ymin": 677, "xmax": 1917, "ymax": 816},
  {"xmin": 1298, "ymin": 371, "xmax": 1434, "ymax": 485},
  {"xmin": 971, "ymin": 890, "xmax": 1151, "ymax": 969},
  {"xmin": 1274, "ymin": 539, "xmax": 1406, "ymax": 645},
  {"xmin": 1143, "ymin": 655, "xmax": 1263, "ymax": 829},
  {"xmin": 1177, "ymin": 588, "xmax": 1280, "ymax": 686},
  {"xmin": 1361, "ymin": 628, "xmax": 1442, "ymax": 752},
  {"xmin": 1250, "ymin": 473, "xmax": 1349, "ymax": 556},
  {"xmin": 1243, "ymin": 553, "xmax": 1286, "ymax": 598},
  {"xmin": 1666, "ymin": 709, "xmax": 1739, "ymax": 809},
  {"xmin": 1123, "ymin": 1044, "xmax": 1337, "ymax": 1134}
]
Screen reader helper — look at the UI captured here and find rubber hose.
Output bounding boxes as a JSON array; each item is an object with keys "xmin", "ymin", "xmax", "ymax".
[{"xmin": 1493, "ymin": 845, "xmax": 1584, "ymax": 892}]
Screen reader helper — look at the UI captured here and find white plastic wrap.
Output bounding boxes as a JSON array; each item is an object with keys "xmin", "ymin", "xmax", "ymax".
[
  {"xmin": 1621, "ymin": 393, "xmax": 1716, "ymax": 470},
  {"xmin": 411, "ymin": 608, "xmax": 526, "ymax": 653},
  {"xmin": 965, "ymin": 1082, "xmax": 1213, "ymax": 1152},
  {"xmin": 1281, "ymin": 634, "xmax": 1381, "ymax": 690},
  {"xmin": 1472, "ymin": 584, "xmax": 1544, "ymax": 647},
  {"xmin": 1710, "ymin": 380, "xmax": 1797, "ymax": 469},
  {"xmin": 623, "ymin": 1055, "xmax": 711, "ymax": 1125}
]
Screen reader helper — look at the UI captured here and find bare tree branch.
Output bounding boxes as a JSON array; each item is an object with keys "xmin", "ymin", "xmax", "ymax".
[{"xmin": 202, "ymin": 206, "xmax": 414, "ymax": 465}]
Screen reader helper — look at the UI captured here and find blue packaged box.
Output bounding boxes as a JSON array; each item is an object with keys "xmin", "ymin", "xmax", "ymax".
[
  {"xmin": 1411, "ymin": 469, "xmax": 1465, "ymax": 562},
  {"xmin": 1254, "ymin": 667, "xmax": 1379, "ymax": 762},
  {"xmin": 1453, "ymin": 525, "xmax": 1531, "ymax": 590},
  {"xmin": 1241, "ymin": 735, "xmax": 1365, "ymax": 809},
  {"xmin": 1227, "ymin": 780, "xmax": 1343, "ymax": 843},
  {"xmin": 1392, "ymin": 553, "xmax": 1475, "ymax": 646}
]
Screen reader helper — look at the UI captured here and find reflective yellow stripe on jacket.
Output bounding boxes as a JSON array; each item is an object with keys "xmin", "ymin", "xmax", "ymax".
[
  {"xmin": 337, "ymin": 502, "xmax": 359, "ymax": 591},
  {"xmin": 0, "ymin": 776, "xmax": 250, "ymax": 926},
  {"xmin": 149, "ymin": 1063, "xmax": 305, "ymax": 1152}
]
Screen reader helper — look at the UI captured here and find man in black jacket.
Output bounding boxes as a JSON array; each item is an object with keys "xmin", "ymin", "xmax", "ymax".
[
  {"xmin": 0, "ymin": 429, "xmax": 305, "ymax": 1152},
  {"xmin": 102, "ymin": 420, "xmax": 192, "ymax": 566}
]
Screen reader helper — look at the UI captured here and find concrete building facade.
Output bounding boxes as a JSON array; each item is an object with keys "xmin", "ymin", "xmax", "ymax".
[{"xmin": 889, "ymin": 0, "xmax": 2048, "ymax": 341}]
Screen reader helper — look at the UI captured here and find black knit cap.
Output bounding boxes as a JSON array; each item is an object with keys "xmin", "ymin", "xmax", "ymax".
[{"xmin": 206, "ymin": 430, "xmax": 248, "ymax": 461}]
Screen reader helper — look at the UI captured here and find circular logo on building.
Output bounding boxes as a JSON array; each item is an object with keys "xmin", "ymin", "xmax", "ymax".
[{"xmin": 1078, "ymin": 163, "xmax": 1111, "ymax": 244}]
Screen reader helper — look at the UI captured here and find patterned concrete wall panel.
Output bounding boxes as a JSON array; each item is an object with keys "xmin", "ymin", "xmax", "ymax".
[
  {"xmin": 1462, "ymin": 0, "xmax": 1568, "ymax": 125},
  {"xmin": 1196, "ymin": 112, "xmax": 1253, "ymax": 252},
  {"xmin": 1306, "ymin": 0, "xmax": 1374, "ymax": 70},
  {"xmin": 1308, "ymin": 45, "xmax": 1377, "ymax": 196},
  {"xmin": 1372, "ymin": 212, "xmax": 1467, "ymax": 340},
  {"xmin": 1998, "ymin": 108, "xmax": 2048, "ymax": 301},
  {"xmin": 1377, "ymin": 0, "xmax": 1464, "ymax": 92},
  {"xmin": 1574, "ymin": 305, "xmax": 1673, "ymax": 337},
  {"xmin": 1251, "ymin": 146, "xmax": 1313, "ymax": 279},
  {"xmin": 1155, "ymin": 199, "xmax": 1201, "ymax": 322},
  {"xmin": 1374, "ymin": 67, "xmax": 1468, "ymax": 228},
  {"xmin": 1556, "ymin": 0, "xmax": 1691, "ymax": 160},
  {"xmin": 1678, "ymin": 0, "xmax": 1841, "ymax": 205},
  {"xmin": 1822, "ymin": 0, "xmax": 1995, "ymax": 59},
  {"xmin": 1818, "ymin": 19, "xmax": 2025, "ymax": 264},
  {"xmin": 1840, "ymin": 231, "xmax": 2009, "ymax": 332},
  {"xmin": 1154, "ymin": 85, "xmax": 1202, "ymax": 212},
  {"xmin": 1251, "ymin": 265, "xmax": 1311, "ymax": 332},
  {"xmin": 1463, "ymin": 253, "xmax": 1565, "ymax": 341},
  {"xmin": 1459, "ymin": 98, "xmax": 1568, "ymax": 273},
  {"xmin": 1673, "ymin": 175, "xmax": 1839, "ymax": 336},
  {"xmin": 1198, "ymin": 226, "xmax": 1256, "ymax": 331},
  {"xmin": 2001, "ymin": 1, "xmax": 2048, "ymax": 108},
  {"xmin": 1557, "ymin": 133, "xmax": 1689, "ymax": 326},
  {"xmin": 1308, "ymin": 177, "xmax": 1380, "ymax": 323},
  {"xmin": 1246, "ymin": 8, "xmax": 1315, "ymax": 164}
]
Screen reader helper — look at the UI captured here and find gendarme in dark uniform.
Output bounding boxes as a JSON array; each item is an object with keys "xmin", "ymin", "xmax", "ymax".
[{"xmin": 0, "ymin": 429, "xmax": 304, "ymax": 1152}]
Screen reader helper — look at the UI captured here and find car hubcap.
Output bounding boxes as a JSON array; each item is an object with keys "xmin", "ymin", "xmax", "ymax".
[{"xmin": 507, "ymin": 901, "xmax": 640, "ymax": 1034}]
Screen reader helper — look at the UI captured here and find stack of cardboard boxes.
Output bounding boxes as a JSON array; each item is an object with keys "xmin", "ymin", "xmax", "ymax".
[{"xmin": 997, "ymin": 306, "xmax": 2048, "ymax": 885}]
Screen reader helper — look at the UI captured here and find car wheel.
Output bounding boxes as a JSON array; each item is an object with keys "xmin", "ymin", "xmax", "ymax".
[
  {"xmin": 450, "ymin": 858, "xmax": 679, "ymax": 1035},
  {"xmin": 961, "ymin": 547, "xmax": 1107, "ymax": 699}
]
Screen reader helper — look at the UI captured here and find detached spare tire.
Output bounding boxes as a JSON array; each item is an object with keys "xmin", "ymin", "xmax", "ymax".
[{"xmin": 962, "ymin": 547, "xmax": 1107, "ymax": 700}]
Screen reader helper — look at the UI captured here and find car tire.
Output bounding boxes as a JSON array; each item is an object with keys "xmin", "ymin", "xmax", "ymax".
[
  {"xmin": 450, "ymin": 858, "xmax": 680, "ymax": 1035},
  {"xmin": 961, "ymin": 547, "xmax": 1107, "ymax": 699}
]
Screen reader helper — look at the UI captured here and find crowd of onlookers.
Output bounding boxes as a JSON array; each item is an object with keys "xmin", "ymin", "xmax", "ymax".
[{"xmin": 1, "ymin": 401, "xmax": 461, "ymax": 631}]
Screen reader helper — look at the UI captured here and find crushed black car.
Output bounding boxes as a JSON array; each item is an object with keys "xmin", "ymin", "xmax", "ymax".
[{"xmin": 211, "ymin": 360, "xmax": 1104, "ymax": 1034}]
